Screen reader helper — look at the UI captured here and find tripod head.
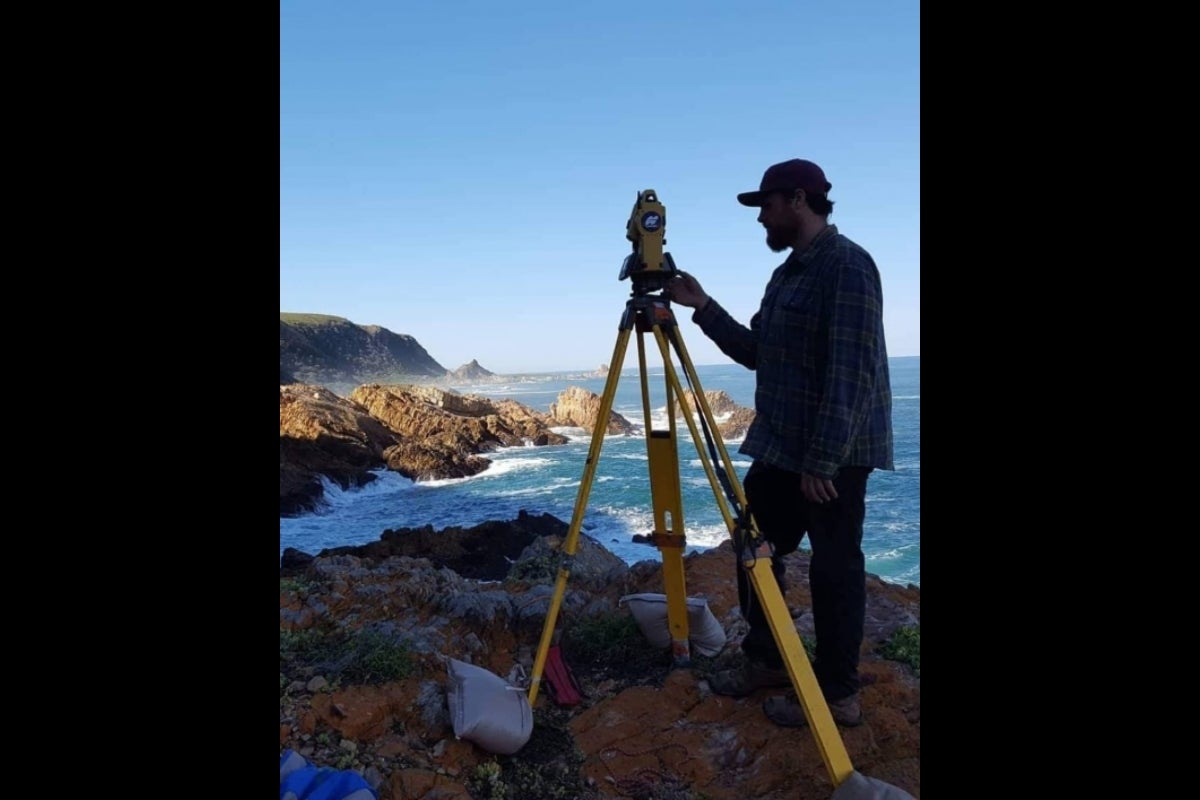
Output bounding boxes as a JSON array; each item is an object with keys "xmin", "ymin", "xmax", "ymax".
[{"xmin": 619, "ymin": 189, "xmax": 678, "ymax": 295}]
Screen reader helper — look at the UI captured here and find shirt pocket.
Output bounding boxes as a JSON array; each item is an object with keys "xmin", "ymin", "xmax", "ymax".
[
  {"xmin": 778, "ymin": 289, "xmax": 820, "ymax": 332},
  {"xmin": 774, "ymin": 289, "xmax": 821, "ymax": 368},
  {"xmin": 779, "ymin": 277, "xmax": 820, "ymax": 316}
]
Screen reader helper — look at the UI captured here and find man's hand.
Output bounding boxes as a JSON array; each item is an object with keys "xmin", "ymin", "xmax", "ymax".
[
  {"xmin": 801, "ymin": 472, "xmax": 838, "ymax": 504},
  {"xmin": 666, "ymin": 272, "xmax": 710, "ymax": 309}
]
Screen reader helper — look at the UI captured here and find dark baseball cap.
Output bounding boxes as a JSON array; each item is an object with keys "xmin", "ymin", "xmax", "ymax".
[{"xmin": 737, "ymin": 159, "xmax": 832, "ymax": 207}]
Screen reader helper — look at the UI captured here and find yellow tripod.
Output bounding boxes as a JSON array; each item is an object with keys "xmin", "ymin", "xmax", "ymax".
[{"xmin": 527, "ymin": 190, "xmax": 856, "ymax": 788}]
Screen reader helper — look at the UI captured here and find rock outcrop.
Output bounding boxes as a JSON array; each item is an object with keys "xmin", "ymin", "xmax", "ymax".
[
  {"xmin": 350, "ymin": 385, "xmax": 568, "ymax": 453},
  {"xmin": 279, "ymin": 385, "xmax": 400, "ymax": 515},
  {"xmin": 280, "ymin": 384, "xmax": 569, "ymax": 514},
  {"xmin": 279, "ymin": 512, "xmax": 921, "ymax": 800},
  {"xmin": 716, "ymin": 405, "xmax": 756, "ymax": 439},
  {"xmin": 675, "ymin": 389, "xmax": 757, "ymax": 440},
  {"xmin": 548, "ymin": 386, "xmax": 636, "ymax": 435},
  {"xmin": 674, "ymin": 389, "xmax": 742, "ymax": 416}
]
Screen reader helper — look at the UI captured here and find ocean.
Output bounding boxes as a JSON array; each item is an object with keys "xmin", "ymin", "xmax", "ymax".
[{"xmin": 279, "ymin": 356, "xmax": 920, "ymax": 586}]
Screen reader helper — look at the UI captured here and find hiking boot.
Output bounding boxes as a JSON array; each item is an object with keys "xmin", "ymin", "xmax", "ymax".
[
  {"xmin": 708, "ymin": 660, "xmax": 791, "ymax": 697},
  {"xmin": 763, "ymin": 692, "xmax": 864, "ymax": 728}
]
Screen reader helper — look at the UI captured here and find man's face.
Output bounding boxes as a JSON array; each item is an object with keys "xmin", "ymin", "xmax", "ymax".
[{"xmin": 756, "ymin": 192, "xmax": 800, "ymax": 252}]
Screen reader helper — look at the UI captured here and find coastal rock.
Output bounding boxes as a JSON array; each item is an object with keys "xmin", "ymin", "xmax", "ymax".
[
  {"xmin": 717, "ymin": 406, "xmax": 756, "ymax": 439},
  {"xmin": 675, "ymin": 389, "xmax": 757, "ymax": 440},
  {"xmin": 287, "ymin": 511, "xmax": 601, "ymax": 581},
  {"xmin": 279, "ymin": 384, "xmax": 399, "ymax": 515},
  {"xmin": 674, "ymin": 389, "xmax": 741, "ymax": 416},
  {"xmin": 548, "ymin": 386, "xmax": 636, "ymax": 435},
  {"xmin": 279, "ymin": 513, "xmax": 921, "ymax": 800},
  {"xmin": 351, "ymin": 384, "xmax": 568, "ymax": 449},
  {"xmin": 399, "ymin": 384, "xmax": 496, "ymax": 415},
  {"xmin": 380, "ymin": 441, "xmax": 490, "ymax": 483},
  {"xmin": 279, "ymin": 384, "xmax": 569, "ymax": 514}
]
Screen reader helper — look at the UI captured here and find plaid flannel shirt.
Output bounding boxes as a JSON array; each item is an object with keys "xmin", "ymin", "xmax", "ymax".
[{"xmin": 692, "ymin": 225, "xmax": 894, "ymax": 479}]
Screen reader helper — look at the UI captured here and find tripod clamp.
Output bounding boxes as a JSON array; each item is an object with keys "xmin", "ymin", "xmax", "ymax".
[{"xmin": 732, "ymin": 515, "xmax": 773, "ymax": 563}]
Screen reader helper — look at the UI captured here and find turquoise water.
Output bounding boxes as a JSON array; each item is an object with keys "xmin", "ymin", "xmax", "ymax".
[{"xmin": 279, "ymin": 357, "xmax": 920, "ymax": 586}]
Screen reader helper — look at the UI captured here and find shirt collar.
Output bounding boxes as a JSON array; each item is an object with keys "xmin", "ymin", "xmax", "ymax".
[{"xmin": 786, "ymin": 224, "xmax": 838, "ymax": 270}]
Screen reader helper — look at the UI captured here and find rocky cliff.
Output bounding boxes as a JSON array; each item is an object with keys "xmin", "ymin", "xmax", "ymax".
[{"xmin": 279, "ymin": 512, "xmax": 921, "ymax": 800}]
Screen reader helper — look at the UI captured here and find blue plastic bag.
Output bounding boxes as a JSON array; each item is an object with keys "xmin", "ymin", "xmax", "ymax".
[{"xmin": 280, "ymin": 749, "xmax": 376, "ymax": 800}]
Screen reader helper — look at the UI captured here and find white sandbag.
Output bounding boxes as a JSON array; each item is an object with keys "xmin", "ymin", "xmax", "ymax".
[
  {"xmin": 445, "ymin": 658, "xmax": 532, "ymax": 755},
  {"xmin": 831, "ymin": 770, "xmax": 917, "ymax": 800},
  {"xmin": 618, "ymin": 593, "xmax": 727, "ymax": 656}
]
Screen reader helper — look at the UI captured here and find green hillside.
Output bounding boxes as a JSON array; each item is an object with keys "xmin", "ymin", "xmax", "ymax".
[{"xmin": 280, "ymin": 313, "xmax": 447, "ymax": 385}]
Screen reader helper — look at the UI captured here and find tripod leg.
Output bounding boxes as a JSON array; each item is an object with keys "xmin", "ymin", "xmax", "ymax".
[
  {"xmin": 635, "ymin": 330, "xmax": 691, "ymax": 666},
  {"xmin": 665, "ymin": 326, "xmax": 752, "ymax": 513},
  {"xmin": 528, "ymin": 326, "xmax": 633, "ymax": 707},
  {"xmin": 647, "ymin": 324, "xmax": 739, "ymax": 529},
  {"xmin": 650, "ymin": 321, "xmax": 856, "ymax": 788},
  {"xmin": 743, "ymin": 542, "xmax": 855, "ymax": 786}
]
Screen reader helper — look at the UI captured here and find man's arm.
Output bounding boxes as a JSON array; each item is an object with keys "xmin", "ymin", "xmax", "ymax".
[
  {"xmin": 668, "ymin": 272, "xmax": 759, "ymax": 370},
  {"xmin": 693, "ymin": 298, "xmax": 759, "ymax": 369}
]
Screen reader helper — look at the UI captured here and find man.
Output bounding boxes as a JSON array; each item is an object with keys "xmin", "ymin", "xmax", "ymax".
[{"xmin": 666, "ymin": 158, "xmax": 893, "ymax": 727}]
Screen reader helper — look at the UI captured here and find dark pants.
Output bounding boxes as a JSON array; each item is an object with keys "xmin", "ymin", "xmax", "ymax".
[{"xmin": 737, "ymin": 461, "xmax": 872, "ymax": 702}]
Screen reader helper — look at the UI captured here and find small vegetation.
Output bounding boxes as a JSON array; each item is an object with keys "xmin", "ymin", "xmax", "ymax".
[
  {"xmin": 280, "ymin": 312, "xmax": 350, "ymax": 327},
  {"xmin": 465, "ymin": 715, "xmax": 596, "ymax": 800},
  {"xmin": 469, "ymin": 760, "xmax": 509, "ymax": 799},
  {"xmin": 559, "ymin": 611, "xmax": 674, "ymax": 691},
  {"xmin": 351, "ymin": 628, "xmax": 415, "ymax": 683},
  {"xmin": 507, "ymin": 553, "xmax": 560, "ymax": 584},
  {"xmin": 879, "ymin": 624, "xmax": 920, "ymax": 677},
  {"xmin": 280, "ymin": 627, "xmax": 341, "ymax": 668},
  {"xmin": 280, "ymin": 576, "xmax": 314, "ymax": 594},
  {"xmin": 279, "ymin": 625, "xmax": 415, "ymax": 686},
  {"xmin": 561, "ymin": 613, "xmax": 641, "ymax": 662},
  {"xmin": 800, "ymin": 634, "xmax": 817, "ymax": 662},
  {"xmin": 566, "ymin": 614, "xmax": 659, "ymax": 668}
]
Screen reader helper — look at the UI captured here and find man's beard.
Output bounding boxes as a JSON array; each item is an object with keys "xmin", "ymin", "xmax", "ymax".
[{"xmin": 765, "ymin": 223, "xmax": 797, "ymax": 252}]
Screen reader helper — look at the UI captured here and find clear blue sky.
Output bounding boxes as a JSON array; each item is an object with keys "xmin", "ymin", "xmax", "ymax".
[{"xmin": 281, "ymin": 0, "xmax": 919, "ymax": 374}]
